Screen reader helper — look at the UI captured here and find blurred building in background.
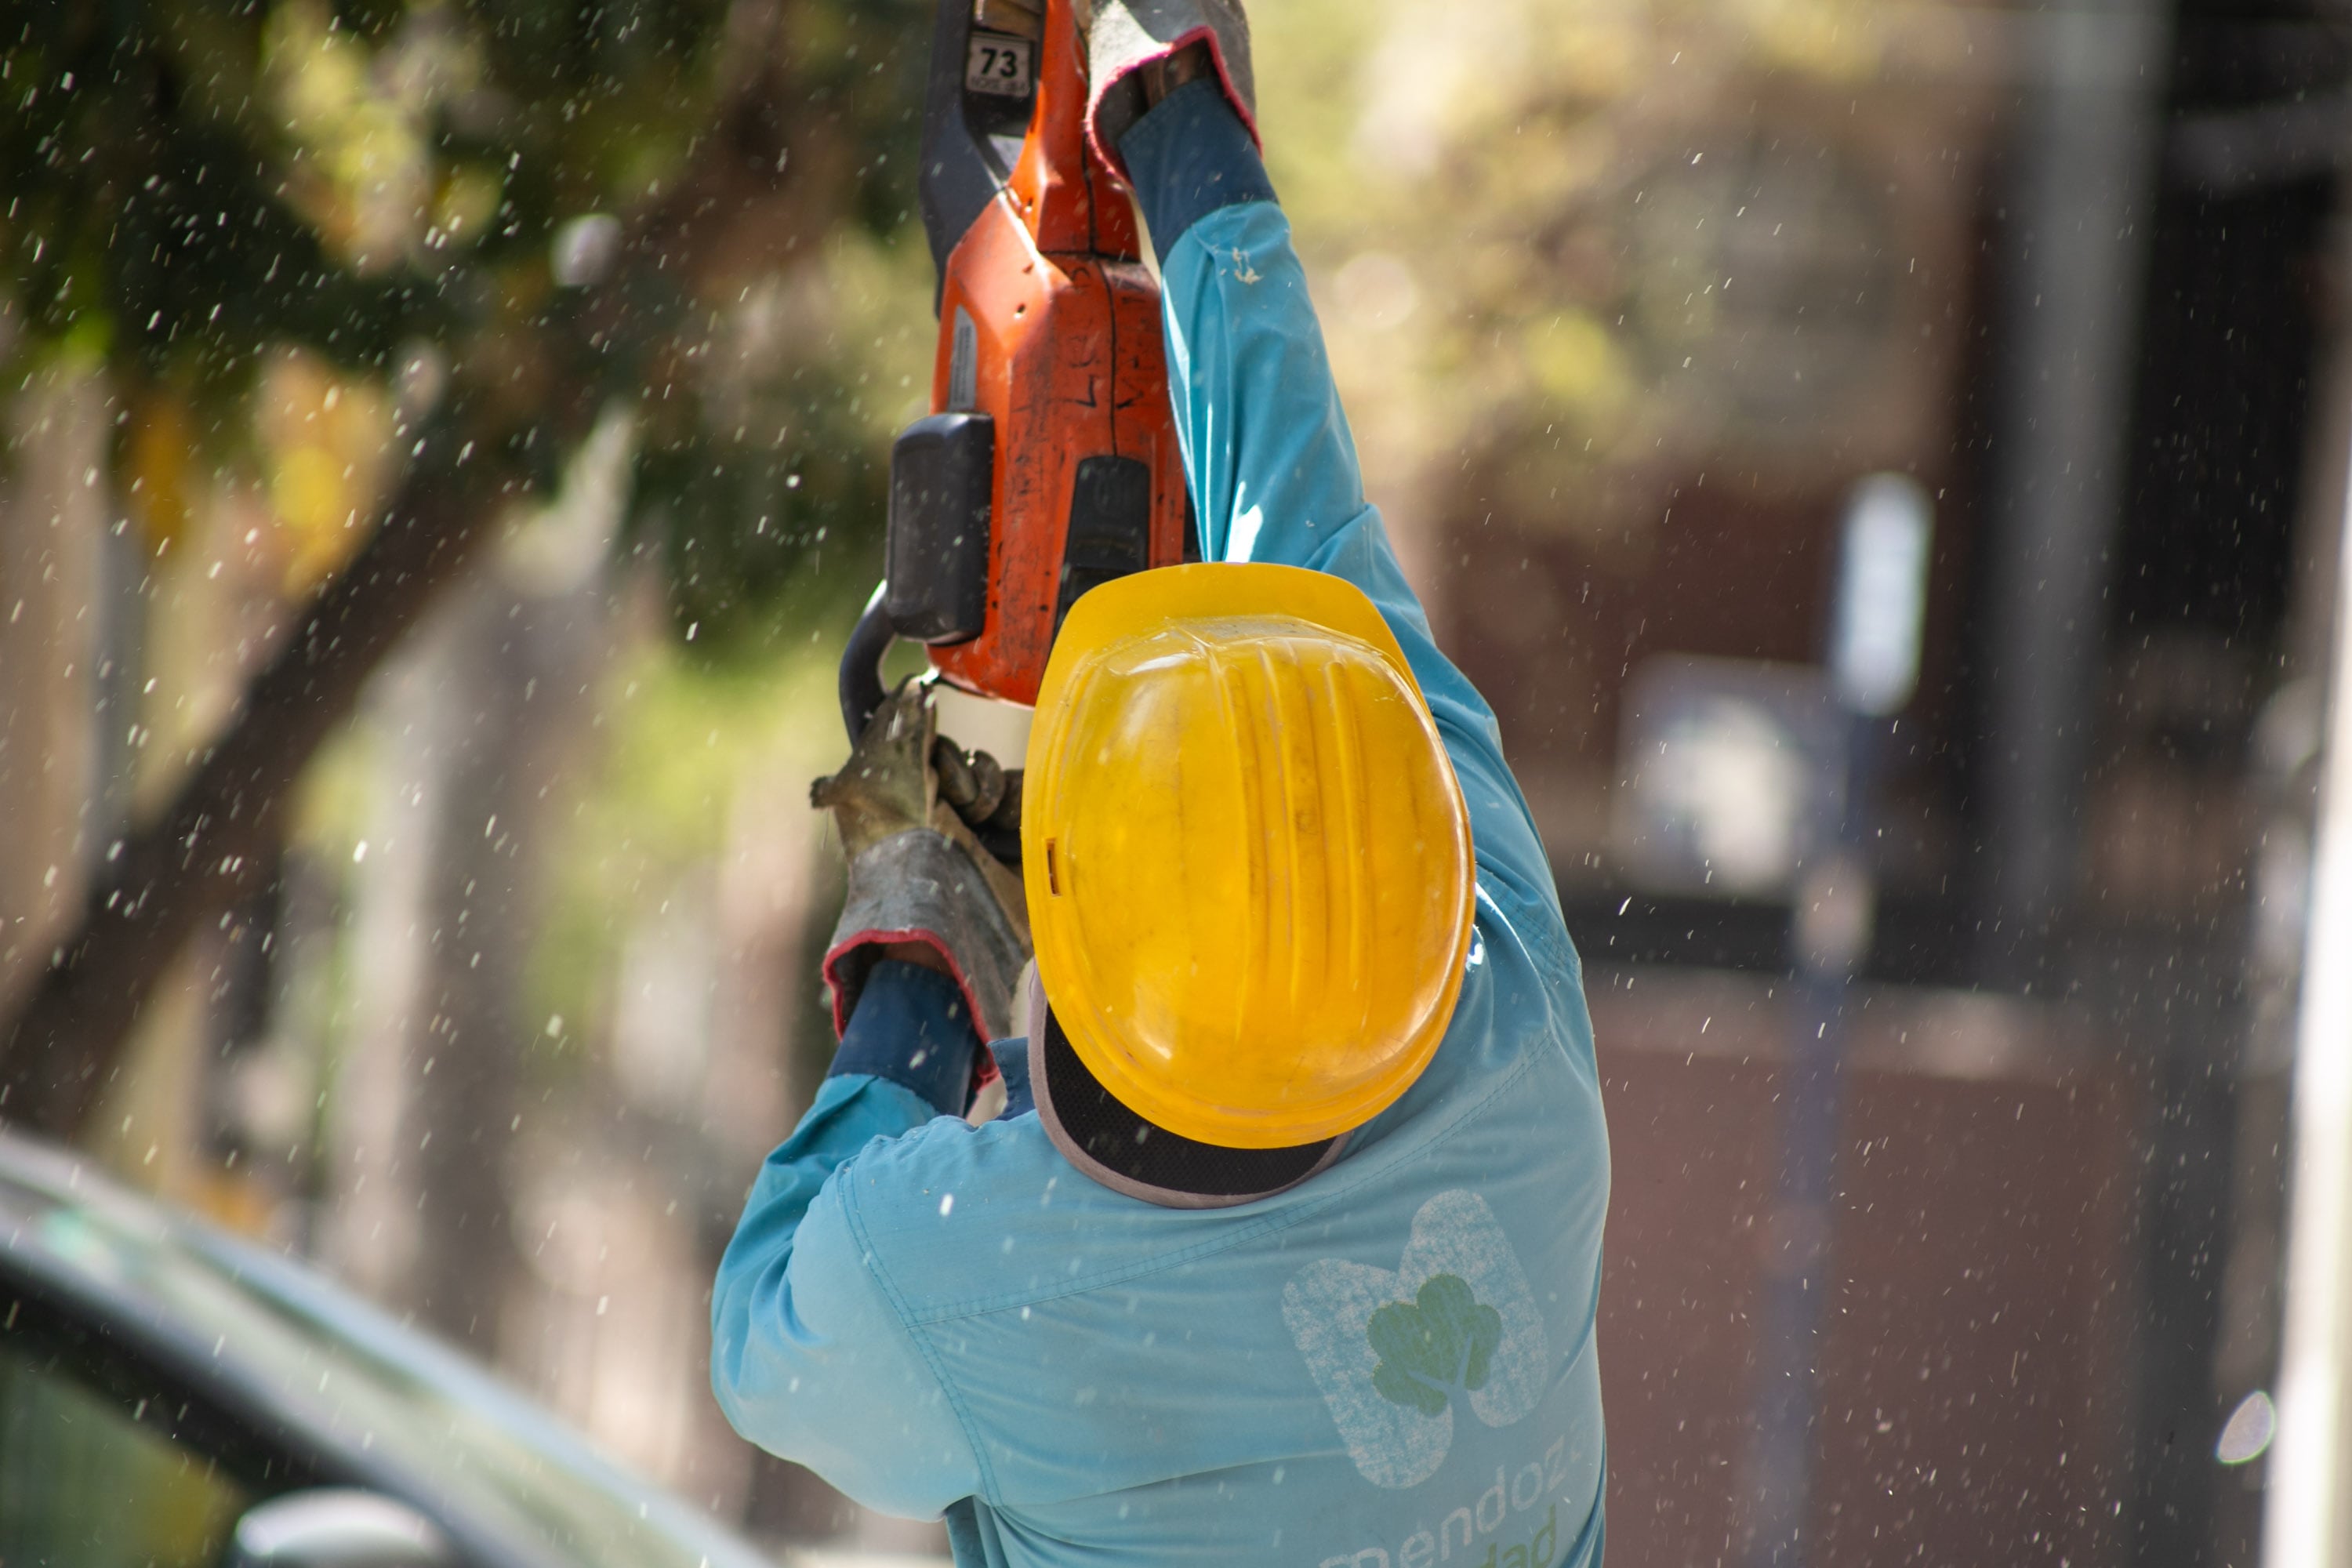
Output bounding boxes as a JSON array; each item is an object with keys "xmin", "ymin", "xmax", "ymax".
[
  {"xmin": 1380, "ymin": 0, "xmax": 2350, "ymax": 1558},
  {"xmin": 1, "ymin": 0, "xmax": 2350, "ymax": 1563}
]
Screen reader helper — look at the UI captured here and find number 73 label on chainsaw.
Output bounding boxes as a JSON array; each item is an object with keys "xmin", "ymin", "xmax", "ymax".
[{"xmin": 966, "ymin": 33, "xmax": 1034, "ymax": 98}]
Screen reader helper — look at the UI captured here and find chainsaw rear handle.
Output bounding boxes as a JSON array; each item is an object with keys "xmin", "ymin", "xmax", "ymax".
[{"xmin": 839, "ymin": 585, "xmax": 898, "ymax": 742}]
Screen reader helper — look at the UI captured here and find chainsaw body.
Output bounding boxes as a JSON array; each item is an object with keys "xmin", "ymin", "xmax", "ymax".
[{"xmin": 876, "ymin": 0, "xmax": 1191, "ymax": 711}]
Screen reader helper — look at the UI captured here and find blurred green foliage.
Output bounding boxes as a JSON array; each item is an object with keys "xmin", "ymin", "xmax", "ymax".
[
  {"xmin": 1250, "ymin": 0, "xmax": 1959, "ymax": 541},
  {"xmin": 0, "ymin": 0, "xmax": 935, "ymax": 651}
]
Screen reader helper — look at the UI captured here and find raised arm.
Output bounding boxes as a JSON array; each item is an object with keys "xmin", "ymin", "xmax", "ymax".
[
  {"xmin": 709, "ymin": 964, "xmax": 987, "ymax": 1515},
  {"xmin": 1117, "ymin": 82, "xmax": 1561, "ymax": 922}
]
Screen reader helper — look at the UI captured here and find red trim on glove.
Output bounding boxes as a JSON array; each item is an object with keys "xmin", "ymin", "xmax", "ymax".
[
  {"xmin": 1087, "ymin": 27, "xmax": 1261, "ymax": 188},
  {"xmin": 821, "ymin": 930, "xmax": 1005, "ymax": 1105}
]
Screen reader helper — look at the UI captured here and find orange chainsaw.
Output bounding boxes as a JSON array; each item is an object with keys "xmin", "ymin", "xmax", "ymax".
[{"xmin": 839, "ymin": 0, "xmax": 1193, "ymax": 789}]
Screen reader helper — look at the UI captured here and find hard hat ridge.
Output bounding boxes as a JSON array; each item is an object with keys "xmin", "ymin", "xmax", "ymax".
[{"xmin": 1023, "ymin": 562, "xmax": 1476, "ymax": 1171}]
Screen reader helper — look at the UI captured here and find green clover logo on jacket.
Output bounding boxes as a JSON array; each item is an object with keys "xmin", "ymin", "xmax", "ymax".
[
  {"xmin": 1283, "ymin": 1190, "xmax": 1552, "ymax": 1488},
  {"xmin": 1369, "ymin": 1273, "xmax": 1505, "ymax": 1417}
]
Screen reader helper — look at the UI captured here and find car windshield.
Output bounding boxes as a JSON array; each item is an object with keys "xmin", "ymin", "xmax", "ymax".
[{"xmin": 0, "ymin": 1140, "xmax": 772, "ymax": 1568}]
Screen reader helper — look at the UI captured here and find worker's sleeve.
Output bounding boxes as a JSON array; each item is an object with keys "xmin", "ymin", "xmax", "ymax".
[
  {"xmin": 710, "ymin": 1069, "xmax": 984, "ymax": 1516},
  {"xmin": 1120, "ymin": 83, "xmax": 1559, "ymax": 919},
  {"xmin": 826, "ymin": 959, "xmax": 983, "ymax": 1115}
]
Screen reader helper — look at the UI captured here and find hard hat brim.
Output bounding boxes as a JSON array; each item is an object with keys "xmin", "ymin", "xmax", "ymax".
[{"xmin": 1023, "ymin": 970, "xmax": 1348, "ymax": 1207}]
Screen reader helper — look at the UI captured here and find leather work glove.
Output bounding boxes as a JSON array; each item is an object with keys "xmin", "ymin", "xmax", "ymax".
[
  {"xmin": 811, "ymin": 680, "xmax": 1031, "ymax": 1051},
  {"xmin": 931, "ymin": 734, "xmax": 1023, "ymax": 871},
  {"xmin": 1080, "ymin": 0, "xmax": 1257, "ymax": 182}
]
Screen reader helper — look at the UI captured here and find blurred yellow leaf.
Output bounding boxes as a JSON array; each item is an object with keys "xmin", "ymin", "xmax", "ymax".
[
  {"xmin": 260, "ymin": 350, "xmax": 394, "ymax": 595},
  {"xmin": 433, "ymin": 165, "xmax": 505, "ymax": 249},
  {"xmin": 126, "ymin": 393, "xmax": 196, "ymax": 554},
  {"xmin": 271, "ymin": 446, "xmax": 347, "ymax": 539}
]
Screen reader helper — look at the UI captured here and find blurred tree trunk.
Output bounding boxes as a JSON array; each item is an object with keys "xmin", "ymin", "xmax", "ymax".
[
  {"xmin": 421, "ymin": 575, "xmax": 608, "ymax": 1346},
  {"xmin": 0, "ymin": 367, "xmax": 109, "ymax": 1022},
  {"xmin": 0, "ymin": 452, "xmax": 509, "ymax": 1139},
  {"xmin": 0, "ymin": 0, "xmax": 828, "ymax": 1142},
  {"xmin": 324, "ymin": 418, "xmax": 626, "ymax": 1348}
]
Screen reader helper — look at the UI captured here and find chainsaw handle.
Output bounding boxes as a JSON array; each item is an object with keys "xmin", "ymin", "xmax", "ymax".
[
  {"xmin": 840, "ymin": 583, "xmax": 896, "ymax": 742},
  {"xmin": 838, "ymin": 581, "xmax": 1029, "ymax": 869}
]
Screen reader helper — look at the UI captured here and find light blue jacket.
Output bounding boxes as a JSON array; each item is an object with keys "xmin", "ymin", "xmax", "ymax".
[{"xmin": 712, "ymin": 91, "xmax": 1609, "ymax": 1568}]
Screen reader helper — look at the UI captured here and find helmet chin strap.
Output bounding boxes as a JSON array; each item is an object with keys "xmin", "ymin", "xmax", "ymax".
[{"xmin": 1022, "ymin": 966, "xmax": 1346, "ymax": 1209}]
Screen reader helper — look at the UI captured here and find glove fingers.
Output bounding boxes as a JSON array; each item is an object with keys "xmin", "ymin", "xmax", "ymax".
[
  {"xmin": 815, "ymin": 679, "xmax": 938, "ymax": 855},
  {"xmin": 818, "ymin": 677, "xmax": 1035, "ymax": 1038},
  {"xmin": 933, "ymin": 736, "xmax": 1018, "ymax": 858}
]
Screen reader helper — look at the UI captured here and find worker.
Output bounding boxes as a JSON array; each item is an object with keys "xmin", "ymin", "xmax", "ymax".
[{"xmin": 710, "ymin": 8, "xmax": 1610, "ymax": 1563}]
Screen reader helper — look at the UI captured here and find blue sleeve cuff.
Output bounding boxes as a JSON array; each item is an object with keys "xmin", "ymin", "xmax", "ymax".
[
  {"xmin": 828, "ymin": 960, "xmax": 981, "ymax": 1116},
  {"xmin": 987, "ymin": 1037, "xmax": 1034, "ymax": 1120},
  {"xmin": 1117, "ymin": 77, "xmax": 1278, "ymax": 267}
]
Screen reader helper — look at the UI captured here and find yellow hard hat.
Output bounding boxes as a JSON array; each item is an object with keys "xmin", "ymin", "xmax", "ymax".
[{"xmin": 1022, "ymin": 563, "xmax": 1475, "ymax": 1149}]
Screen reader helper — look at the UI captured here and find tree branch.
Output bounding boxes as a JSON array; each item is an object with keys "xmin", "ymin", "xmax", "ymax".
[
  {"xmin": 0, "ymin": 0, "xmax": 829, "ymax": 1141},
  {"xmin": 0, "ymin": 452, "xmax": 508, "ymax": 1138}
]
